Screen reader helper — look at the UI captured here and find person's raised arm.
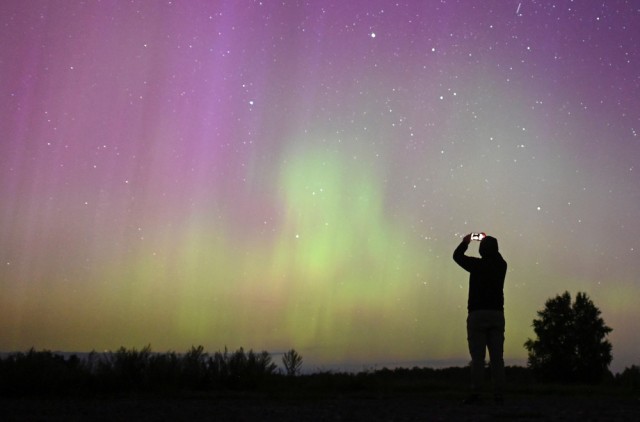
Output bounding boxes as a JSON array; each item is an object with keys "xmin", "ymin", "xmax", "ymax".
[{"xmin": 453, "ymin": 234, "xmax": 478, "ymax": 272}]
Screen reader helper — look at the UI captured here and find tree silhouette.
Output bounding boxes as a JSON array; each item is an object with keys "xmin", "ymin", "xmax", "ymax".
[
  {"xmin": 524, "ymin": 291, "xmax": 613, "ymax": 383},
  {"xmin": 281, "ymin": 349, "xmax": 303, "ymax": 376}
]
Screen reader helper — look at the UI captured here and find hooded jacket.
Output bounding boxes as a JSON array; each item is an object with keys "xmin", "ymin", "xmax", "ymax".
[{"xmin": 453, "ymin": 237, "xmax": 507, "ymax": 312}]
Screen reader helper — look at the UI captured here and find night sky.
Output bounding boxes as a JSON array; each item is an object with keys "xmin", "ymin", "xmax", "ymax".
[{"xmin": 1, "ymin": 1, "xmax": 639, "ymax": 372}]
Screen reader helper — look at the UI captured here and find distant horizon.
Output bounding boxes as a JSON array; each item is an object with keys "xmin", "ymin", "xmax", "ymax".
[
  {"xmin": 3, "ymin": 348, "xmax": 630, "ymax": 376},
  {"xmin": 0, "ymin": 347, "xmax": 518, "ymax": 373}
]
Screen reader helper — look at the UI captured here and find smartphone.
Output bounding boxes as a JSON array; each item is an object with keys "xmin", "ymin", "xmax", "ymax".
[{"xmin": 470, "ymin": 232, "xmax": 486, "ymax": 241}]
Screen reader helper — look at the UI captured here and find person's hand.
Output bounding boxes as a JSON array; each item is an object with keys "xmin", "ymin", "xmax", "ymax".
[{"xmin": 462, "ymin": 233, "xmax": 471, "ymax": 244}]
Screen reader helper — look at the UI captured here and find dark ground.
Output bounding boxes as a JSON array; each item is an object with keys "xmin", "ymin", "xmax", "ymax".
[{"xmin": 3, "ymin": 392, "xmax": 639, "ymax": 421}]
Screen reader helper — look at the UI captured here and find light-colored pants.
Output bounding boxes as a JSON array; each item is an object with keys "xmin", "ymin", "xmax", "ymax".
[{"xmin": 467, "ymin": 310, "xmax": 505, "ymax": 395}]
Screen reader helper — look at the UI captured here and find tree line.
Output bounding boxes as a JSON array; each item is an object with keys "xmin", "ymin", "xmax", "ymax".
[
  {"xmin": 1, "ymin": 291, "xmax": 637, "ymax": 396},
  {"xmin": 1, "ymin": 345, "xmax": 638, "ymax": 397},
  {"xmin": 0, "ymin": 345, "xmax": 283, "ymax": 396}
]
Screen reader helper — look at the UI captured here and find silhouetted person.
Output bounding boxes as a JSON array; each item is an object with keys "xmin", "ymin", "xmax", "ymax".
[{"xmin": 453, "ymin": 233, "xmax": 507, "ymax": 404}]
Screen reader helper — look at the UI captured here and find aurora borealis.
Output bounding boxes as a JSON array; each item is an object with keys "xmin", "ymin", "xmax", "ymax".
[{"xmin": 1, "ymin": 1, "xmax": 639, "ymax": 372}]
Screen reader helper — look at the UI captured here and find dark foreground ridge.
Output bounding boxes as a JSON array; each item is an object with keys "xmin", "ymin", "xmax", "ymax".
[
  {"xmin": 3, "ymin": 392, "xmax": 640, "ymax": 421},
  {"xmin": 2, "ymin": 348, "xmax": 639, "ymax": 420}
]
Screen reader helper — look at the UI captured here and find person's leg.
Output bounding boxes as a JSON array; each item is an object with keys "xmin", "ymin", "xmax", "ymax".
[
  {"xmin": 467, "ymin": 312, "xmax": 487, "ymax": 395},
  {"xmin": 487, "ymin": 311, "xmax": 505, "ymax": 400}
]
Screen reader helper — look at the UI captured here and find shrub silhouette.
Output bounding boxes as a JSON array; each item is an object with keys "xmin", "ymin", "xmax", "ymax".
[
  {"xmin": 180, "ymin": 345, "xmax": 209, "ymax": 389},
  {"xmin": 208, "ymin": 347, "xmax": 278, "ymax": 389},
  {"xmin": 615, "ymin": 365, "xmax": 640, "ymax": 391},
  {"xmin": 110, "ymin": 345, "xmax": 153, "ymax": 389},
  {"xmin": 282, "ymin": 349, "xmax": 303, "ymax": 376},
  {"xmin": 524, "ymin": 291, "xmax": 613, "ymax": 384},
  {"xmin": 0, "ymin": 348, "xmax": 86, "ymax": 395},
  {"xmin": 0, "ymin": 345, "xmax": 280, "ymax": 394},
  {"xmin": 147, "ymin": 350, "xmax": 181, "ymax": 389}
]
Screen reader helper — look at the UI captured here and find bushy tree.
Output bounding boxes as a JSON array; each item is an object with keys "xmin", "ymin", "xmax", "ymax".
[
  {"xmin": 524, "ymin": 291, "xmax": 612, "ymax": 383},
  {"xmin": 616, "ymin": 365, "xmax": 640, "ymax": 390}
]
